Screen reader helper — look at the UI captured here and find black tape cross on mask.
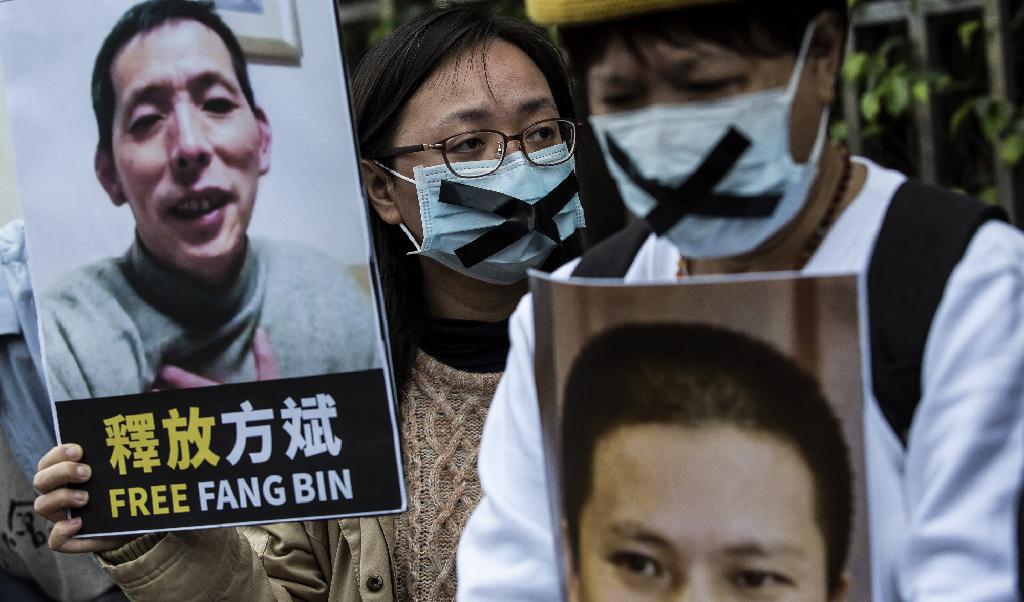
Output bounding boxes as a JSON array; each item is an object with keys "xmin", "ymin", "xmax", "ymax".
[
  {"xmin": 438, "ymin": 173, "xmax": 579, "ymax": 268},
  {"xmin": 605, "ymin": 127, "xmax": 782, "ymax": 235}
]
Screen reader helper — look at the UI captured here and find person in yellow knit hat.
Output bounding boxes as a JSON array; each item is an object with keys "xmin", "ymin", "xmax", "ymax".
[{"xmin": 459, "ymin": 1, "xmax": 1024, "ymax": 600}]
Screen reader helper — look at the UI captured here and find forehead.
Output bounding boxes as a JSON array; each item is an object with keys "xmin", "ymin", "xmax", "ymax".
[
  {"xmin": 588, "ymin": 32, "xmax": 749, "ymax": 78},
  {"xmin": 588, "ymin": 424, "xmax": 822, "ymax": 549},
  {"xmin": 402, "ymin": 39, "xmax": 556, "ymax": 126},
  {"xmin": 110, "ymin": 19, "xmax": 237, "ymax": 101}
]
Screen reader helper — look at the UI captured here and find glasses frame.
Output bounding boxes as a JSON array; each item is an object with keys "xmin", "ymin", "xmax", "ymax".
[{"xmin": 374, "ymin": 118, "xmax": 582, "ymax": 179}]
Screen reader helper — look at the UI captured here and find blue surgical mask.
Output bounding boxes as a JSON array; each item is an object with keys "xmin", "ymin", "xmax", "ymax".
[
  {"xmin": 589, "ymin": 24, "xmax": 828, "ymax": 259},
  {"xmin": 378, "ymin": 144, "xmax": 585, "ymax": 285}
]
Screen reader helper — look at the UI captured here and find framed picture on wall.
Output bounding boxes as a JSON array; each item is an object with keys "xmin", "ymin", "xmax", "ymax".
[{"xmin": 213, "ymin": 0, "xmax": 302, "ymax": 61}]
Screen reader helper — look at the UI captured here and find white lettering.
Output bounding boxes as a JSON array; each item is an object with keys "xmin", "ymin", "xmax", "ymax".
[
  {"xmin": 328, "ymin": 469, "xmax": 353, "ymax": 500},
  {"xmin": 293, "ymin": 472, "xmax": 315, "ymax": 503},
  {"xmin": 198, "ymin": 481, "xmax": 216, "ymax": 512}
]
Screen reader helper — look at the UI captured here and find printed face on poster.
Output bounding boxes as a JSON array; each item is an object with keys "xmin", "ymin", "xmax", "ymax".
[
  {"xmin": 0, "ymin": 0, "xmax": 404, "ymax": 536},
  {"xmin": 531, "ymin": 272, "xmax": 869, "ymax": 601}
]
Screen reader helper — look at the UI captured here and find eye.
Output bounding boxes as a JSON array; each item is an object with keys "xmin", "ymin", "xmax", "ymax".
[
  {"xmin": 447, "ymin": 136, "xmax": 489, "ymax": 154},
  {"xmin": 598, "ymin": 92, "xmax": 643, "ymax": 111},
  {"xmin": 527, "ymin": 125, "xmax": 556, "ymax": 142},
  {"xmin": 204, "ymin": 97, "xmax": 237, "ymax": 114},
  {"xmin": 731, "ymin": 569, "xmax": 794, "ymax": 589},
  {"xmin": 610, "ymin": 551, "xmax": 663, "ymax": 578},
  {"xmin": 683, "ymin": 76, "xmax": 746, "ymax": 99},
  {"xmin": 129, "ymin": 113, "xmax": 162, "ymax": 136}
]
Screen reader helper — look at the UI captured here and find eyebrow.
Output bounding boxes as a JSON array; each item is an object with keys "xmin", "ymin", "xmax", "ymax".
[
  {"xmin": 660, "ymin": 58, "xmax": 701, "ymax": 86},
  {"xmin": 610, "ymin": 523, "xmax": 674, "ymax": 550},
  {"xmin": 517, "ymin": 96, "xmax": 558, "ymax": 116},
  {"xmin": 722, "ymin": 542, "xmax": 808, "ymax": 558},
  {"xmin": 188, "ymin": 71, "xmax": 242, "ymax": 98},
  {"xmin": 435, "ymin": 106, "xmax": 492, "ymax": 130}
]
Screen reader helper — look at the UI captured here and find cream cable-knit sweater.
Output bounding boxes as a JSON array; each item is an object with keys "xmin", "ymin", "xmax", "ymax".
[{"xmin": 394, "ymin": 352, "xmax": 502, "ymax": 601}]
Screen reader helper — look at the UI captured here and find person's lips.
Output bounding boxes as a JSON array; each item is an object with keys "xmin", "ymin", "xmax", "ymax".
[{"xmin": 167, "ymin": 189, "xmax": 233, "ymax": 220}]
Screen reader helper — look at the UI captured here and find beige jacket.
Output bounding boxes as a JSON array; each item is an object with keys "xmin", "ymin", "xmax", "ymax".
[
  {"xmin": 99, "ymin": 354, "xmax": 500, "ymax": 601},
  {"xmin": 102, "ymin": 517, "xmax": 399, "ymax": 602}
]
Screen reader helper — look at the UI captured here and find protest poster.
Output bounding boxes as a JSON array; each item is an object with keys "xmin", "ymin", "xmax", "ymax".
[
  {"xmin": 0, "ymin": 0, "xmax": 405, "ymax": 536},
  {"xmin": 532, "ymin": 272, "xmax": 869, "ymax": 600}
]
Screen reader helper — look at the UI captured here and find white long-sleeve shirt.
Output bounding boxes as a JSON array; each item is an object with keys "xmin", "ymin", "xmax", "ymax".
[{"xmin": 457, "ymin": 158, "xmax": 1024, "ymax": 601}]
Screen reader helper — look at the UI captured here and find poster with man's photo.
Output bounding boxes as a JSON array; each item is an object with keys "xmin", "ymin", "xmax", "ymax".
[
  {"xmin": 0, "ymin": 0, "xmax": 405, "ymax": 536},
  {"xmin": 532, "ymin": 272, "xmax": 869, "ymax": 601}
]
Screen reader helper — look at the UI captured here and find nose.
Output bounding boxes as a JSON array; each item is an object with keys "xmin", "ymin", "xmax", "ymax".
[{"xmin": 169, "ymin": 103, "xmax": 212, "ymax": 179}]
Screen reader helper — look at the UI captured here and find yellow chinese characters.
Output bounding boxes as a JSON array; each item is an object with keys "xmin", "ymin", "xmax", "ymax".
[
  {"xmin": 104, "ymin": 408, "xmax": 219, "ymax": 475},
  {"xmin": 104, "ymin": 413, "xmax": 159, "ymax": 475},
  {"xmin": 163, "ymin": 407, "xmax": 220, "ymax": 470}
]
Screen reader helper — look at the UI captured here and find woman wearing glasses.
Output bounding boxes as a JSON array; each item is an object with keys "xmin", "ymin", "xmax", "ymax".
[
  {"xmin": 353, "ymin": 8, "xmax": 583, "ymax": 600},
  {"xmin": 34, "ymin": 7, "xmax": 584, "ymax": 602}
]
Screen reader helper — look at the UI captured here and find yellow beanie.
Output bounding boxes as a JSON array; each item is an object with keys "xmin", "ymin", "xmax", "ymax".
[{"xmin": 526, "ymin": 0, "xmax": 730, "ymax": 26}]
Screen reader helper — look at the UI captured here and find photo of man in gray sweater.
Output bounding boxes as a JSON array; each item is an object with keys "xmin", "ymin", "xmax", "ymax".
[{"xmin": 37, "ymin": 0, "xmax": 381, "ymax": 402}]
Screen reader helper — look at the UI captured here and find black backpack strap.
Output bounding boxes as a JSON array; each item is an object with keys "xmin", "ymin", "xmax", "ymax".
[
  {"xmin": 571, "ymin": 220, "xmax": 652, "ymax": 278},
  {"xmin": 867, "ymin": 179, "xmax": 1008, "ymax": 445}
]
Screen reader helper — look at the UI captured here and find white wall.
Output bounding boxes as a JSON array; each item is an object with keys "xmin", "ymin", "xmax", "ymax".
[
  {"xmin": 0, "ymin": 62, "xmax": 22, "ymax": 226},
  {"xmin": 0, "ymin": 0, "xmax": 370, "ymax": 292}
]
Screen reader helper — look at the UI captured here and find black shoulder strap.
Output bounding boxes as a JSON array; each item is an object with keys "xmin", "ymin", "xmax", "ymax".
[
  {"xmin": 867, "ymin": 179, "xmax": 1008, "ymax": 445},
  {"xmin": 571, "ymin": 220, "xmax": 652, "ymax": 278}
]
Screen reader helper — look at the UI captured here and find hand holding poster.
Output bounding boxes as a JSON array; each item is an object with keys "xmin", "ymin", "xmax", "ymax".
[
  {"xmin": 531, "ymin": 272, "xmax": 869, "ymax": 600},
  {"xmin": 0, "ymin": 0, "xmax": 404, "ymax": 536}
]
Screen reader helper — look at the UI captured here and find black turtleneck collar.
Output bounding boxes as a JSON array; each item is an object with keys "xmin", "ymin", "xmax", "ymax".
[
  {"xmin": 419, "ymin": 315, "xmax": 510, "ymax": 374},
  {"xmin": 121, "ymin": 237, "xmax": 258, "ymax": 329}
]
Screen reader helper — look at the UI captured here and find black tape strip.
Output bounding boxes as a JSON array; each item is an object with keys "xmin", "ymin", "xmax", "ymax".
[
  {"xmin": 439, "ymin": 180, "xmax": 519, "ymax": 213},
  {"xmin": 454, "ymin": 221, "xmax": 529, "ymax": 268},
  {"xmin": 605, "ymin": 128, "xmax": 782, "ymax": 234},
  {"xmin": 442, "ymin": 173, "xmax": 580, "ymax": 268},
  {"xmin": 685, "ymin": 194, "xmax": 781, "ymax": 218}
]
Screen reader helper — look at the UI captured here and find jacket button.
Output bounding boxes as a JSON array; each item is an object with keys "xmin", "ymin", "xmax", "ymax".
[{"xmin": 366, "ymin": 574, "xmax": 384, "ymax": 592}]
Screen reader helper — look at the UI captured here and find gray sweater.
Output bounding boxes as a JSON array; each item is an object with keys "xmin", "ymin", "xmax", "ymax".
[{"xmin": 40, "ymin": 237, "xmax": 380, "ymax": 401}]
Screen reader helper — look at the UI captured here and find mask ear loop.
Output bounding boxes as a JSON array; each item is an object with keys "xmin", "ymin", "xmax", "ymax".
[
  {"xmin": 784, "ymin": 22, "xmax": 830, "ymax": 167},
  {"xmin": 399, "ymin": 223, "xmax": 423, "ymax": 254},
  {"xmin": 372, "ymin": 161, "xmax": 424, "ymax": 254},
  {"xmin": 373, "ymin": 160, "xmax": 416, "ymax": 185},
  {"xmin": 784, "ymin": 22, "xmax": 819, "ymax": 100}
]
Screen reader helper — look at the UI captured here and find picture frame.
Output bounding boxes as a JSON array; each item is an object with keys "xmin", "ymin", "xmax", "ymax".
[{"xmin": 213, "ymin": 0, "xmax": 302, "ymax": 61}]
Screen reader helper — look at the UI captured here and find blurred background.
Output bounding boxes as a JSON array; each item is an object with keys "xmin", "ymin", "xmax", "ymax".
[
  {"xmin": 4, "ymin": 0, "xmax": 1023, "ymax": 239},
  {"xmin": 334, "ymin": 0, "xmax": 1024, "ymax": 244}
]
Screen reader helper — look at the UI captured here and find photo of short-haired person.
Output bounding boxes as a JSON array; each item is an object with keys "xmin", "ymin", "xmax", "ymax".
[
  {"xmin": 36, "ymin": 0, "xmax": 379, "ymax": 401},
  {"xmin": 561, "ymin": 323, "xmax": 853, "ymax": 601}
]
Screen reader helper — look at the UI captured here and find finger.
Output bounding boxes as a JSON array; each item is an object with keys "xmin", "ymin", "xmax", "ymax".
[
  {"xmin": 48, "ymin": 519, "xmax": 127, "ymax": 554},
  {"xmin": 158, "ymin": 365, "xmax": 220, "ymax": 389},
  {"xmin": 253, "ymin": 328, "xmax": 281, "ymax": 381},
  {"xmin": 33, "ymin": 461, "xmax": 91, "ymax": 494},
  {"xmin": 48, "ymin": 517, "xmax": 82, "ymax": 551},
  {"xmin": 37, "ymin": 443, "xmax": 82, "ymax": 472},
  {"xmin": 35, "ymin": 488, "xmax": 88, "ymax": 521}
]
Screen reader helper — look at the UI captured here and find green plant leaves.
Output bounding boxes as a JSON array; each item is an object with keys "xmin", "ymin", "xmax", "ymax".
[
  {"xmin": 861, "ymin": 92, "xmax": 881, "ymax": 121},
  {"xmin": 958, "ymin": 20, "xmax": 981, "ymax": 50}
]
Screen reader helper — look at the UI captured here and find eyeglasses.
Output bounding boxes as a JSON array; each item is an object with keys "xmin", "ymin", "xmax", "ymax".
[{"xmin": 374, "ymin": 118, "xmax": 580, "ymax": 178}]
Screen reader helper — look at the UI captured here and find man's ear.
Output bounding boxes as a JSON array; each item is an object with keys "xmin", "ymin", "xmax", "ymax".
[
  {"xmin": 361, "ymin": 159, "xmax": 403, "ymax": 225},
  {"xmin": 95, "ymin": 148, "xmax": 126, "ymax": 206},
  {"xmin": 254, "ymin": 106, "xmax": 272, "ymax": 175},
  {"xmin": 809, "ymin": 10, "xmax": 846, "ymax": 105}
]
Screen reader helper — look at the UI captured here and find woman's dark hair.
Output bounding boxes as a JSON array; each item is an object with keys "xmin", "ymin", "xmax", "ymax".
[
  {"xmin": 559, "ymin": 0, "xmax": 848, "ymax": 93},
  {"xmin": 92, "ymin": 0, "xmax": 256, "ymax": 155},
  {"xmin": 561, "ymin": 323, "xmax": 853, "ymax": 596},
  {"xmin": 351, "ymin": 8, "xmax": 581, "ymax": 388}
]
